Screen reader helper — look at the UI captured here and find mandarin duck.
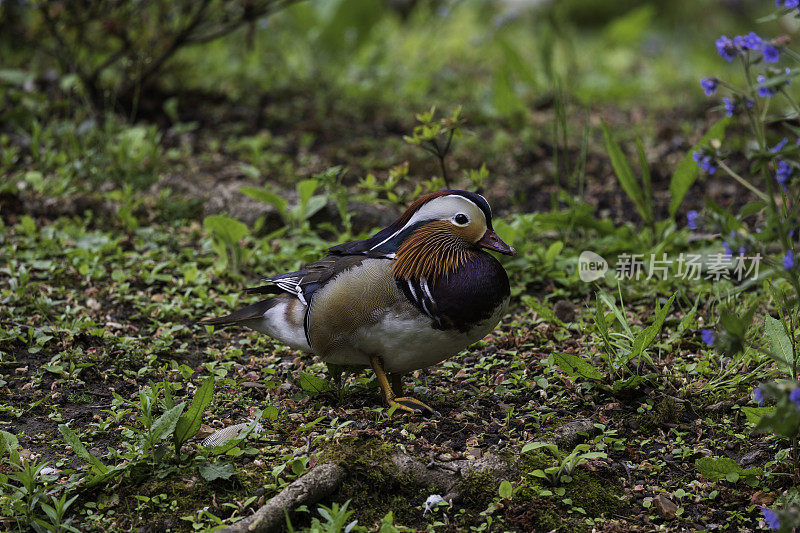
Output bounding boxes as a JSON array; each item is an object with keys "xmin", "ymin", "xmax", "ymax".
[{"xmin": 199, "ymin": 190, "xmax": 515, "ymax": 414}]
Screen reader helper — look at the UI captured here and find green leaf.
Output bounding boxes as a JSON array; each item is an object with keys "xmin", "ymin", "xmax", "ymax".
[
  {"xmin": 765, "ymin": 315, "xmax": 794, "ymax": 372},
  {"xmin": 58, "ymin": 424, "xmax": 108, "ymax": 475},
  {"xmin": 174, "ymin": 377, "xmax": 214, "ymax": 448},
  {"xmin": 669, "ymin": 116, "xmax": 730, "ymax": 219},
  {"xmin": 521, "ymin": 441, "xmax": 559, "ymax": 455},
  {"xmin": 297, "ymin": 371, "xmax": 333, "ymax": 396},
  {"xmin": 741, "ymin": 406, "xmax": 775, "ymax": 425},
  {"xmin": 203, "ymin": 215, "xmax": 248, "ymax": 245},
  {"xmin": 303, "ymin": 195, "xmax": 328, "ymax": 221},
  {"xmin": 0, "ymin": 430, "xmax": 20, "ymax": 464},
  {"xmin": 0, "ymin": 430, "xmax": 18, "ymax": 455},
  {"xmin": 694, "ymin": 456, "xmax": 744, "ymax": 482},
  {"xmin": 628, "ymin": 292, "xmax": 676, "ymax": 363},
  {"xmin": 594, "ymin": 295, "xmax": 612, "ymax": 348},
  {"xmin": 544, "ymin": 241, "xmax": 564, "ymax": 265},
  {"xmin": 739, "ymin": 201, "xmax": 767, "ymax": 219},
  {"xmin": 149, "ymin": 403, "xmax": 185, "ymax": 445},
  {"xmin": 499, "ymin": 480, "xmax": 513, "ymax": 499},
  {"xmin": 198, "ymin": 461, "xmax": 236, "ymax": 482},
  {"xmin": 291, "ymin": 458, "xmax": 306, "ymax": 476},
  {"xmin": 553, "ymin": 352, "xmax": 603, "ymax": 381},
  {"xmin": 239, "ymin": 187, "xmax": 288, "ymax": 214},
  {"xmin": 522, "ymin": 295, "xmax": 566, "ymax": 327},
  {"xmin": 262, "ymin": 405, "xmax": 279, "ymax": 421},
  {"xmin": 601, "ymin": 121, "xmax": 649, "ymax": 224},
  {"xmin": 297, "ymin": 179, "xmax": 319, "ymax": 206}
]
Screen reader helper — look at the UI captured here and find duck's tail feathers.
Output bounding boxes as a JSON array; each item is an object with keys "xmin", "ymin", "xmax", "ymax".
[{"xmin": 197, "ymin": 299, "xmax": 277, "ymax": 327}]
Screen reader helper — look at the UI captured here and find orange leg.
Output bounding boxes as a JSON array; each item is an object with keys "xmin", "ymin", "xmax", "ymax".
[{"xmin": 369, "ymin": 356, "xmax": 435, "ymax": 416}]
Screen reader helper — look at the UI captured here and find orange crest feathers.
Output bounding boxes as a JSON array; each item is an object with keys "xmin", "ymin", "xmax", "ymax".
[{"xmin": 393, "ymin": 221, "xmax": 473, "ymax": 282}]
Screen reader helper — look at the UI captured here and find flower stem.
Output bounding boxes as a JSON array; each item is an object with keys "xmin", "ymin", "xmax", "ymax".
[{"xmin": 716, "ymin": 159, "xmax": 769, "ymax": 201}]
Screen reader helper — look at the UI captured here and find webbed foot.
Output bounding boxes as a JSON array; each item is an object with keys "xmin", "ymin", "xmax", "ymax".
[{"xmin": 390, "ymin": 396, "xmax": 437, "ymax": 416}]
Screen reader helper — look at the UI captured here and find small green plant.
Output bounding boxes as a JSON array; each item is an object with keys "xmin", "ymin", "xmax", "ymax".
[
  {"xmin": 240, "ymin": 178, "xmax": 328, "ymax": 232},
  {"xmin": 592, "ymin": 290, "xmax": 676, "ymax": 384},
  {"xmin": 521, "ymin": 441, "xmax": 607, "ymax": 486},
  {"xmin": 403, "ymin": 106, "xmax": 464, "ymax": 189},
  {"xmin": 203, "ymin": 214, "xmax": 250, "ymax": 275},
  {"xmin": 287, "ymin": 499, "xmax": 359, "ymax": 533},
  {"xmin": 358, "ymin": 162, "xmax": 419, "ymax": 208},
  {"xmin": 35, "ymin": 493, "xmax": 81, "ymax": 533},
  {"xmin": 694, "ymin": 456, "xmax": 762, "ymax": 486},
  {"xmin": 0, "ymin": 430, "xmax": 80, "ymax": 532},
  {"xmin": 601, "ymin": 118, "xmax": 730, "ymax": 244}
]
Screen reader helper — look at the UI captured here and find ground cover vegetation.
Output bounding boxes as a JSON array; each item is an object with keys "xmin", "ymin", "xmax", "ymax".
[{"xmin": 2, "ymin": 0, "xmax": 800, "ymax": 531}]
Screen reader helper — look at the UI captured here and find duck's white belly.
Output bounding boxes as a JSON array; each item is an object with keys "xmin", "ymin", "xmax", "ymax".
[{"xmin": 322, "ymin": 298, "xmax": 508, "ymax": 373}]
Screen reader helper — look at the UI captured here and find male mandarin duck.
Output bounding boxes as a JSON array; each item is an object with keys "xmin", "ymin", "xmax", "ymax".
[{"xmin": 199, "ymin": 190, "xmax": 514, "ymax": 414}]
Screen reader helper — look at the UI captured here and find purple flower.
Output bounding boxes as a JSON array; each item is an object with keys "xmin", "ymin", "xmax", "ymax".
[
  {"xmin": 777, "ymin": 0, "xmax": 800, "ymax": 9},
  {"xmin": 722, "ymin": 241, "xmax": 732, "ymax": 257},
  {"xmin": 772, "ymin": 138, "xmax": 789, "ymax": 153},
  {"xmin": 753, "ymin": 387, "xmax": 765, "ymax": 406},
  {"xmin": 738, "ymin": 246, "xmax": 746, "ymax": 255},
  {"xmin": 701, "ymin": 329, "xmax": 715, "ymax": 347},
  {"xmin": 743, "ymin": 32, "xmax": 763, "ymax": 50},
  {"xmin": 687, "ymin": 210, "xmax": 700, "ymax": 230},
  {"xmin": 693, "ymin": 151, "xmax": 717, "ymax": 174},
  {"xmin": 716, "ymin": 35, "xmax": 738, "ymax": 62},
  {"xmin": 784, "ymin": 250, "xmax": 795, "ymax": 270},
  {"xmin": 776, "ymin": 160, "xmax": 792, "ymax": 188},
  {"xmin": 722, "ymin": 97, "xmax": 735, "ymax": 117},
  {"xmin": 757, "ymin": 75, "xmax": 778, "ymax": 97},
  {"xmin": 762, "ymin": 508, "xmax": 780, "ymax": 530},
  {"xmin": 762, "ymin": 44, "xmax": 781, "ymax": 63},
  {"xmin": 701, "ymin": 77, "xmax": 719, "ymax": 96},
  {"xmin": 721, "ymin": 96, "xmax": 754, "ymax": 117},
  {"xmin": 790, "ymin": 388, "xmax": 800, "ymax": 407}
]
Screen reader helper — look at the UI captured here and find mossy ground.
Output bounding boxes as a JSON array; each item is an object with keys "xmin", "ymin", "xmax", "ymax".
[{"xmin": 313, "ymin": 436, "xmax": 446, "ymax": 529}]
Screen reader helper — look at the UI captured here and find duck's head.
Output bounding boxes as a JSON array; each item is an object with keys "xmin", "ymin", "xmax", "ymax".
[
  {"xmin": 329, "ymin": 190, "xmax": 515, "ymax": 279},
  {"xmin": 391, "ymin": 190, "xmax": 515, "ymax": 255},
  {"xmin": 360, "ymin": 190, "xmax": 515, "ymax": 281}
]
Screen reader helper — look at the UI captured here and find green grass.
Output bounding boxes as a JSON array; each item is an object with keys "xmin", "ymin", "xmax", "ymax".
[{"xmin": 0, "ymin": 170, "xmax": 789, "ymax": 531}]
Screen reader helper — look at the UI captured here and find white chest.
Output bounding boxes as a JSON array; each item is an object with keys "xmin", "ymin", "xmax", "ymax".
[{"xmin": 322, "ymin": 298, "xmax": 508, "ymax": 373}]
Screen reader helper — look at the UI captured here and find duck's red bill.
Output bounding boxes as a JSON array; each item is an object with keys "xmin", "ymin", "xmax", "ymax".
[{"xmin": 478, "ymin": 230, "xmax": 516, "ymax": 256}]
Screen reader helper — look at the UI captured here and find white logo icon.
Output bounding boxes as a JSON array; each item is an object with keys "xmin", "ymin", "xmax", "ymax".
[{"xmin": 578, "ymin": 251, "xmax": 608, "ymax": 282}]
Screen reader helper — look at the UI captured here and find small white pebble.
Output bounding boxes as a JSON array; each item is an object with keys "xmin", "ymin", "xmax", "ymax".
[{"xmin": 423, "ymin": 494, "xmax": 444, "ymax": 516}]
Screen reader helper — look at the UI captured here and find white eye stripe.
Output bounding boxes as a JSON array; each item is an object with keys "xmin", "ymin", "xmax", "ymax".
[{"xmin": 371, "ymin": 196, "xmax": 485, "ymax": 250}]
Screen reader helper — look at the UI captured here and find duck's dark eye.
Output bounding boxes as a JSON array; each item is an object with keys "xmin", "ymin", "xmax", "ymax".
[{"xmin": 454, "ymin": 213, "xmax": 469, "ymax": 225}]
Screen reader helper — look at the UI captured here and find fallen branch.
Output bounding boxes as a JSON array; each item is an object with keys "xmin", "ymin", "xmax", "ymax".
[{"xmin": 223, "ymin": 463, "xmax": 345, "ymax": 533}]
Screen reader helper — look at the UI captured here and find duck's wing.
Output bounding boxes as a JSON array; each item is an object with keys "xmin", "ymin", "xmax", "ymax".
[
  {"xmin": 246, "ymin": 254, "xmax": 369, "ymax": 306},
  {"xmin": 198, "ymin": 255, "xmax": 371, "ymax": 351}
]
